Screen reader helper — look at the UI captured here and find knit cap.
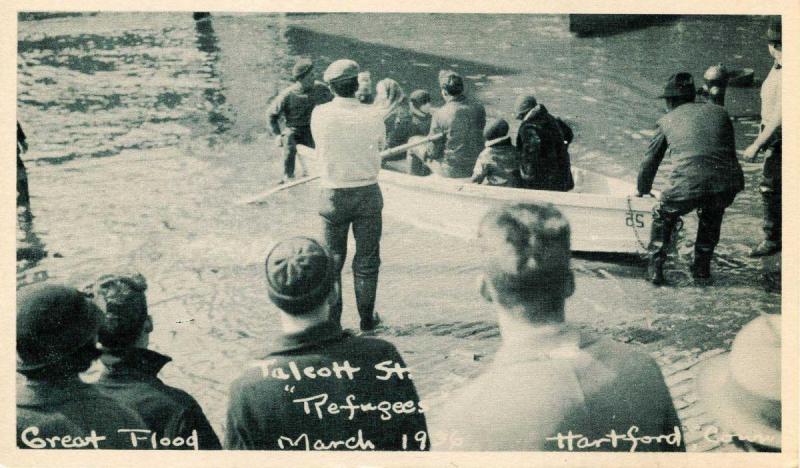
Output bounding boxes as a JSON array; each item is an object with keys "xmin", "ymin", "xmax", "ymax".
[{"xmin": 265, "ymin": 237, "xmax": 334, "ymax": 315}]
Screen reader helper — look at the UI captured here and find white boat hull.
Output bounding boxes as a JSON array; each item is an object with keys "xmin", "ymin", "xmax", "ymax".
[
  {"xmin": 294, "ymin": 144, "xmax": 657, "ymax": 253},
  {"xmin": 378, "ymin": 168, "xmax": 657, "ymax": 254}
]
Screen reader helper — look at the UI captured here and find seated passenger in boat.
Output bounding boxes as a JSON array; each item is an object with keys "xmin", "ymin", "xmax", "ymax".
[
  {"xmin": 514, "ymin": 95, "xmax": 574, "ymax": 192},
  {"xmin": 426, "ymin": 70, "xmax": 486, "ymax": 178},
  {"xmin": 375, "ymin": 78, "xmax": 413, "ymax": 172},
  {"xmin": 471, "ymin": 118, "xmax": 521, "ymax": 188},
  {"xmin": 409, "ymin": 89, "xmax": 433, "ymax": 136}
]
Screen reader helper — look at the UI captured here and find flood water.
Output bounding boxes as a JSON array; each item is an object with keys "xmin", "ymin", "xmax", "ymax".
[{"xmin": 17, "ymin": 13, "xmax": 780, "ymax": 443}]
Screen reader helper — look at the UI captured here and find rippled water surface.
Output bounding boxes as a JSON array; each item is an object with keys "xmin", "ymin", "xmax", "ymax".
[{"xmin": 17, "ymin": 13, "xmax": 780, "ymax": 441}]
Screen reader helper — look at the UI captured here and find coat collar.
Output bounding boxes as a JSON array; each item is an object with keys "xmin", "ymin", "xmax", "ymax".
[
  {"xmin": 98, "ymin": 347, "xmax": 172, "ymax": 380},
  {"xmin": 270, "ymin": 320, "xmax": 350, "ymax": 354},
  {"xmin": 522, "ymin": 104, "xmax": 549, "ymax": 123}
]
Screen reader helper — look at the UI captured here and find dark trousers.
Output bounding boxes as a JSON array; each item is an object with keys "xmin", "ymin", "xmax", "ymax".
[
  {"xmin": 319, "ymin": 184, "xmax": 383, "ymax": 327},
  {"xmin": 649, "ymin": 191, "xmax": 737, "ymax": 263},
  {"xmin": 281, "ymin": 126, "xmax": 313, "ymax": 178},
  {"xmin": 760, "ymin": 144, "xmax": 781, "ymax": 243}
]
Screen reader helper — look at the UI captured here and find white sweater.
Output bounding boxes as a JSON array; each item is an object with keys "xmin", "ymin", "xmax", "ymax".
[{"xmin": 310, "ymin": 97, "xmax": 385, "ymax": 189}]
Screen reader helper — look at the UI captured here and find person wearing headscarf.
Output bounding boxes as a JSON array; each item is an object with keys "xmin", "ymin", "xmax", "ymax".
[{"xmin": 374, "ymin": 78, "xmax": 414, "ymax": 151}]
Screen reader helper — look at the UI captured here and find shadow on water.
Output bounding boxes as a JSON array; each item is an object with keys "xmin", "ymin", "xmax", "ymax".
[
  {"xmin": 568, "ymin": 14, "xmax": 681, "ymax": 37},
  {"xmin": 194, "ymin": 16, "xmax": 233, "ymax": 137},
  {"xmin": 284, "ymin": 26, "xmax": 516, "ymax": 102},
  {"xmin": 17, "ymin": 209, "xmax": 49, "ymax": 287}
]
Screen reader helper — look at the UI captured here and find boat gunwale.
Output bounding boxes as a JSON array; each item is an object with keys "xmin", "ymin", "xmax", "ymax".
[{"xmin": 378, "ymin": 168, "xmax": 657, "ymax": 212}]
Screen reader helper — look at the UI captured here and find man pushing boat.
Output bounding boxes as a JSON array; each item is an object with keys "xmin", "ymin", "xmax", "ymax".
[{"xmin": 636, "ymin": 72, "xmax": 744, "ymax": 285}]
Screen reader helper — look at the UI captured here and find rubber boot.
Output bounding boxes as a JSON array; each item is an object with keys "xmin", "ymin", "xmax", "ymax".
[
  {"xmin": 691, "ymin": 252, "xmax": 712, "ymax": 280},
  {"xmin": 328, "ymin": 276, "xmax": 343, "ymax": 327},
  {"xmin": 647, "ymin": 214, "xmax": 677, "ymax": 285},
  {"xmin": 751, "ymin": 193, "xmax": 781, "ymax": 257},
  {"xmin": 354, "ymin": 276, "xmax": 379, "ymax": 331}
]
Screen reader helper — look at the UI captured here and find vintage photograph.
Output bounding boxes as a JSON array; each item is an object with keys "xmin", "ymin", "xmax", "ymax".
[{"xmin": 11, "ymin": 7, "xmax": 792, "ymax": 463}]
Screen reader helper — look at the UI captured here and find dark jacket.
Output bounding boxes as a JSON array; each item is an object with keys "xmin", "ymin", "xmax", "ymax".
[
  {"xmin": 225, "ymin": 321, "xmax": 428, "ymax": 450},
  {"xmin": 17, "ymin": 376, "xmax": 146, "ymax": 449},
  {"xmin": 382, "ymin": 104, "xmax": 414, "ymax": 151},
  {"xmin": 410, "ymin": 108, "xmax": 432, "ymax": 137},
  {"xmin": 268, "ymin": 81, "xmax": 333, "ymax": 133},
  {"xmin": 516, "ymin": 105, "xmax": 574, "ymax": 192},
  {"xmin": 429, "ymin": 95, "xmax": 486, "ymax": 178},
  {"xmin": 637, "ymin": 102, "xmax": 744, "ymax": 202},
  {"xmin": 94, "ymin": 348, "xmax": 221, "ymax": 450},
  {"xmin": 436, "ymin": 326, "xmax": 685, "ymax": 452}
]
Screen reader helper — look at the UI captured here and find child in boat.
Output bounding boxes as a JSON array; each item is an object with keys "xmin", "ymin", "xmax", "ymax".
[{"xmin": 471, "ymin": 118, "xmax": 521, "ymax": 188}]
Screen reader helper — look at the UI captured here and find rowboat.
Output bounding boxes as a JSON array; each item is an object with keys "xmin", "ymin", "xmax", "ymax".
[
  {"xmin": 287, "ymin": 144, "xmax": 657, "ymax": 254},
  {"xmin": 377, "ymin": 168, "xmax": 656, "ymax": 253}
]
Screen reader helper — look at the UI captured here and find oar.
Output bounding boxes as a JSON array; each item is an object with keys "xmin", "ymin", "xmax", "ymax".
[{"xmin": 236, "ymin": 133, "xmax": 443, "ymax": 205}]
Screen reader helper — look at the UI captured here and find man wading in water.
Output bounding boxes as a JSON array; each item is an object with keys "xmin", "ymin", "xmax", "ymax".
[
  {"xmin": 743, "ymin": 17, "xmax": 782, "ymax": 259},
  {"xmin": 268, "ymin": 58, "xmax": 333, "ymax": 184},
  {"xmin": 310, "ymin": 59, "xmax": 386, "ymax": 331}
]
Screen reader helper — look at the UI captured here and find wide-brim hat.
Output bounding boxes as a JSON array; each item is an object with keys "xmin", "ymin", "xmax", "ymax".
[{"xmin": 695, "ymin": 314, "xmax": 781, "ymax": 449}]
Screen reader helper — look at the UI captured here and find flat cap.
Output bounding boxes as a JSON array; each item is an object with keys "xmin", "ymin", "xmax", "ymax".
[
  {"xmin": 324, "ymin": 59, "xmax": 360, "ymax": 83},
  {"xmin": 292, "ymin": 59, "xmax": 314, "ymax": 80}
]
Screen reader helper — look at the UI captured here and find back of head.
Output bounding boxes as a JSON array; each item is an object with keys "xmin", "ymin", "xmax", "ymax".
[
  {"xmin": 90, "ymin": 272, "xmax": 149, "ymax": 349},
  {"xmin": 409, "ymin": 89, "xmax": 431, "ymax": 108},
  {"xmin": 324, "ymin": 59, "xmax": 360, "ymax": 97},
  {"xmin": 374, "ymin": 78, "xmax": 406, "ymax": 109},
  {"xmin": 484, "ymin": 118, "xmax": 510, "ymax": 142},
  {"xmin": 660, "ymin": 72, "xmax": 696, "ymax": 107},
  {"xmin": 478, "ymin": 203, "xmax": 573, "ymax": 320},
  {"xmin": 265, "ymin": 237, "xmax": 335, "ymax": 315},
  {"xmin": 17, "ymin": 283, "xmax": 101, "ymax": 378},
  {"xmin": 438, "ymin": 70, "xmax": 464, "ymax": 96}
]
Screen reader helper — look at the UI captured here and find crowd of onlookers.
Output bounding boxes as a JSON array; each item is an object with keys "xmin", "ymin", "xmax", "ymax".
[{"xmin": 16, "ymin": 202, "xmax": 781, "ymax": 451}]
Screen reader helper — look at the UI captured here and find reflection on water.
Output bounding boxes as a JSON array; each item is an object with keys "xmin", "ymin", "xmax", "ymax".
[{"xmin": 194, "ymin": 15, "xmax": 232, "ymax": 139}]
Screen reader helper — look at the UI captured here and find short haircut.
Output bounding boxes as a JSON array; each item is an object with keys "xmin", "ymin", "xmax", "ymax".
[
  {"xmin": 478, "ymin": 203, "xmax": 572, "ymax": 314},
  {"xmin": 92, "ymin": 274, "xmax": 149, "ymax": 349},
  {"xmin": 329, "ymin": 77, "xmax": 359, "ymax": 98}
]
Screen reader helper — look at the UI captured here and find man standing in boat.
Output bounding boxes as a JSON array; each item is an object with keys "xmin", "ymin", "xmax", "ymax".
[
  {"xmin": 310, "ymin": 59, "xmax": 386, "ymax": 331},
  {"xmin": 268, "ymin": 58, "xmax": 333, "ymax": 184},
  {"xmin": 514, "ymin": 95, "xmax": 574, "ymax": 192},
  {"xmin": 426, "ymin": 70, "xmax": 486, "ymax": 178},
  {"xmin": 636, "ymin": 72, "xmax": 744, "ymax": 285},
  {"xmin": 743, "ymin": 17, "xmax": 781, "ymax": 258}
]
